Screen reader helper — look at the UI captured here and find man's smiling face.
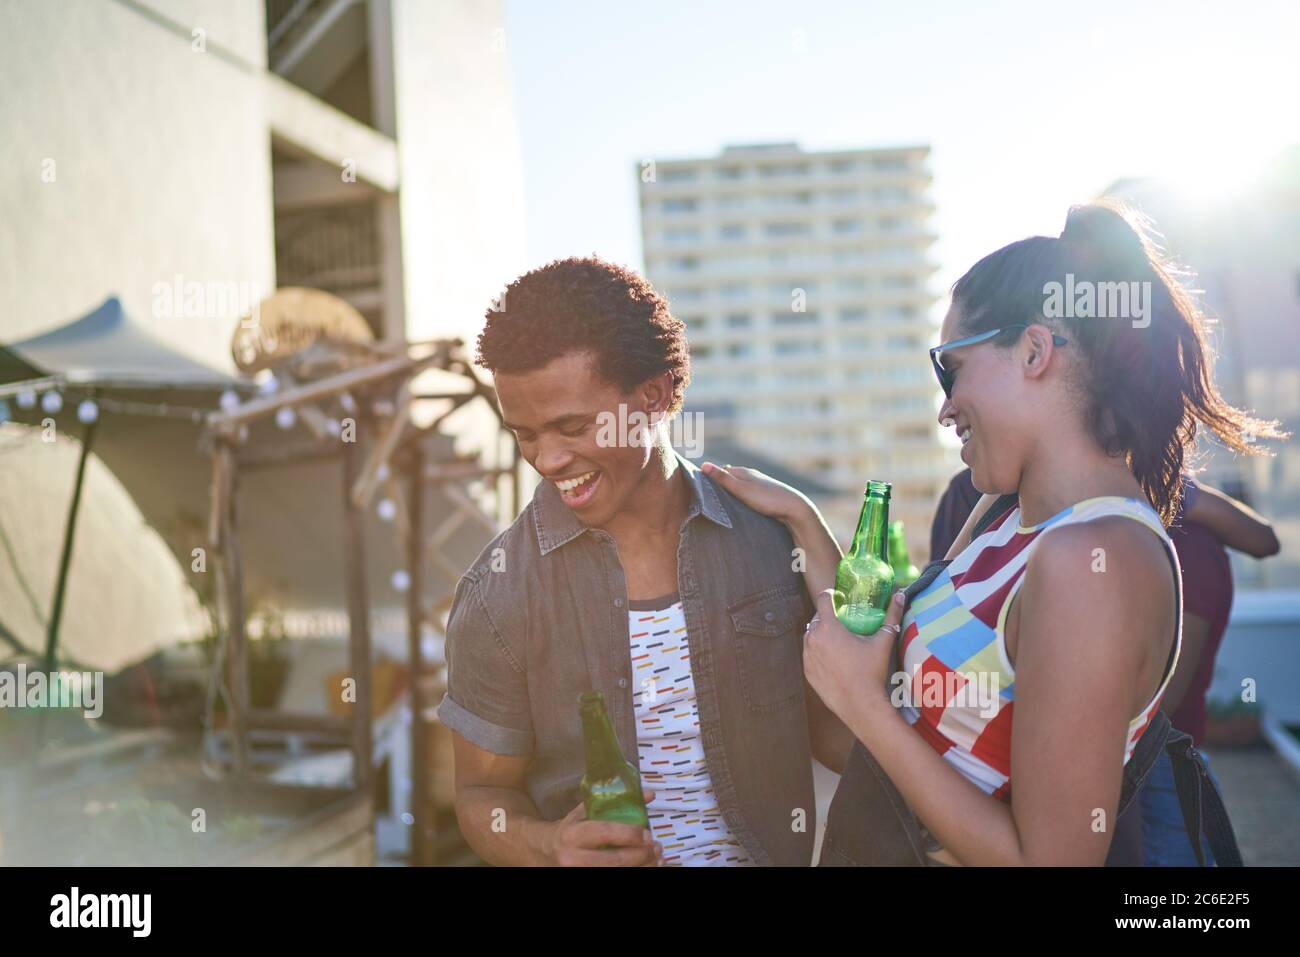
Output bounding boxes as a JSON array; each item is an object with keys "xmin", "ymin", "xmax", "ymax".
[{"xmin": 496, "ymin": 350, "xmax": 659, "ymax": 528}]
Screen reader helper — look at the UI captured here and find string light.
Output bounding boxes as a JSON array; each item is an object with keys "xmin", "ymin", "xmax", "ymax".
[
  {"xmin": 40, "ymin": 391, "xmax": 63, "ymax": 414},
  {"xmin": 275, "ymin": 406, "xmax": 296, "ymax": 430},
  {"xmin": 219, "ymin": 390, "xmax": 240, "ymax": 413},
  {"xmin": 391, "ymin": 569, "xmax": 410, "ymax": 593},
  {"xmin": 377, "ymin": 498, "xmax": 396, "ymax": 521},
  {"xmin": 76, "ymin": 399, "xmax": 99, "ymax": 424},
  {"xmin": 15, "ymin": 390, "xmax": 36, "ymax": 410}
]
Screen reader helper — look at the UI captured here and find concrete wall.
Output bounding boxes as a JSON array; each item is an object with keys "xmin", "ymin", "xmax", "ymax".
[
  {"xmin": 390, "ymin": 0, "xmax": 528, "ymax": 346},
  {"xmin": 0, "ymin": 0, "xmax": 276, "ymax": 372}
]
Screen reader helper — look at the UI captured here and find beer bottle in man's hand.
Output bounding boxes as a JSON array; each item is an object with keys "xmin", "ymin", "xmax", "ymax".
[{"xmin": 578, "ymin": 691, "xmax": 650, "ymax": 828}]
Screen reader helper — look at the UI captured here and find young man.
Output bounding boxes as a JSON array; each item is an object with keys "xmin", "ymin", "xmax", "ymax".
[{"xmin": 437, "ymin": 257, "xmax": 849, "ymax": 866}]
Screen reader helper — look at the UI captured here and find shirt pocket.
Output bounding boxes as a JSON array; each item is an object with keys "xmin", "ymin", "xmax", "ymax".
[{"xmin": 728, "ymin": 584, "xmax": 807, "ymax": 713}]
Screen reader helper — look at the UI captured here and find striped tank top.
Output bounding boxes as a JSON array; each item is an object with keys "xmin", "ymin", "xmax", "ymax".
[{"xmin": 898, "ymin": 496, "xmax": 1182, "ymax": 801}]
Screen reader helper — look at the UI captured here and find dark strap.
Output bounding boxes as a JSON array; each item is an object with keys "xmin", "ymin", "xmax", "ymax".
[
  {"xmin": 1121, "ymin": 713, "xmax": 1245, "ymax": 867},
  {"xmin": 1118, "ymin": 710, "xmax": 1171, "ymax": 816},
  {"xmin": 1165, "ymin": 728, "xmax": 1245, "ymax": 867},
  {"xmin": 973, "ymin": 493, "xmax": 1019, "ymax": 540}
]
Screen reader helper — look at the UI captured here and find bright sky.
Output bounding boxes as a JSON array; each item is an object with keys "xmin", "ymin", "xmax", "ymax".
[{"xmin": 502, "ymin": 0, "xmax": 1299, "ymax": 312}]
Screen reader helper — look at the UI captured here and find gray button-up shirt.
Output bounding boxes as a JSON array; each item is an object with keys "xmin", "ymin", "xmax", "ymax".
[{"xmin": 437, "ymin": 454, "xmax": 817, "ymax": 865}]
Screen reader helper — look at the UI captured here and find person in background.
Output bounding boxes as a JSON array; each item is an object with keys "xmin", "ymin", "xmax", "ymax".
[
  {"xmin": 1139, "ymin": 478, "xmax": 1280, "ymax": 865},
  {"xmin": 929, "ymin": 468, "xmax": 981, "ymax": 562}
]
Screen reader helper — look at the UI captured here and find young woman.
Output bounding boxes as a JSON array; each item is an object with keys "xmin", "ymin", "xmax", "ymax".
[{"xmin": 703, "ymin": 201, "xmax": 1284, "ymax": 865}]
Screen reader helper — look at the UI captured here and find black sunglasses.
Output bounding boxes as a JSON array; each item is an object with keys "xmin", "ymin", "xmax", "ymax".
[{"xmin": 929, "ymin": 323, "xmax": 1069, "ymax": 398}]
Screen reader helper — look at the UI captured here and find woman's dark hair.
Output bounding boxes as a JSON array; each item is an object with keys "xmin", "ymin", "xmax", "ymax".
[
  {"xmin": 950, "ymin": 200, "xmax": 1286, "ymax": 523},
  {"xmin": 475, "ymin": 256, "xmax": 690, "ymax": 415}
]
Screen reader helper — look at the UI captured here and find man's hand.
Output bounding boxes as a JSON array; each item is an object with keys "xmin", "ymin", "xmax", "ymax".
[{"xmin": 544, "ymin": 792, "xmax": 663, "ymax": 867}]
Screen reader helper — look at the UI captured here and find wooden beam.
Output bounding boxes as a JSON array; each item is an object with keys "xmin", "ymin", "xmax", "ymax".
[
  {"xmin": 421, "ymin": 460, "xmax": 513, "ymax": 483},
  {"xmin": 245, "ymin": 709, "xmax": 351, "ymax": 736},
  {"xmin": 205, "ymin": 353, "xmax": 421, "ymax": 429},
  {"xmin": 216, "ymin": 441, "xmax": 251, "ymax": 778},
  {"xmin": 349, "ymin": 380, "xmax": 411, "ymax": 510},
  {"xmin": 340, "ymin": 439, "xmax": 374, "ymax": 791},
  {"xmin": 405, "ymin": 443, "xmax": 434, "ymax": 865}
]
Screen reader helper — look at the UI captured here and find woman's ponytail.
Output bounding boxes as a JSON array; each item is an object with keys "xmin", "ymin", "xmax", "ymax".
[{"xmin": 952, "ymin": 200, "xmax": 1287, "ymax": 523}]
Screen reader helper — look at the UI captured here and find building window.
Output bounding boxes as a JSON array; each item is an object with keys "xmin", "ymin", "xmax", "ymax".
[
  {"xmin": 725, "ymin": 313, "xmax": 753, "ymax": 328},
  {"xmin": 765, "ymin": 191, "xmax": 813, "ymax": 207},
  {"xmin": 720, "ymin": 283, "xmax": 750, "ymax": 300},
  {"xmin": 774, "ymin": 339, "xmax": 822, "ymax": 356},
  {"xmin": 759, "ymin": 162, "xmax": 809, "ymax": 178},
  {"xmin": 839, "ymin": 308, "xmax": 868, "ymax": 322},
  {"xmin": 717, "ymin": 165, "xmax": 744, "ymax": 180},
  {"xmin": 764, "ymin": 222, "xmax": 811, "ymax": 238},
  {"xmin": 719, "ymin": 223, "xmax": 747, "ymax": 241},
  {"xmin": 664, "ymin": 227, "xmax": 701, "ymax": 243},
  {"xmin": 832, "ymin": 219, "xmax": 863, "ymax": 234},
  {"xmin": 773, "ymin": 311, "xmax": 819, "ymax": 326},
  {"xmin": 662, "ymin": 168, "xmax": 697, "ymax": 183},
  {"xmin": 662, "ymin": 198, "xmax": 698, "ymax": 213},
  {"xmin": 727, "ymin": 342, "xmax": 755, "ymax": 358}
]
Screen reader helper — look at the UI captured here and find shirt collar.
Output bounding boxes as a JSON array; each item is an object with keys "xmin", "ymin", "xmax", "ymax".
[{"xmin": 532, "ymin": 451, "xmax": 732, "ymax": 556}]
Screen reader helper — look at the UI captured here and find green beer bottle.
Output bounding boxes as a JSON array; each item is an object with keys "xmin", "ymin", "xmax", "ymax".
[
  {"xmin": 889, "ymin": 520, "xmax": 920, "ymax": 588},
  {"xmin": 578, "ymin": 690, "xmax": 650, "ymax": 829},
  {"xmin": 834, "ymin": 481, "xmax": 896, "ymax": 634}
]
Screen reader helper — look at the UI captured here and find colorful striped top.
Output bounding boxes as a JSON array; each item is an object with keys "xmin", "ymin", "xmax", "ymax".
[{"xmin": 898, "ymin": 496, "xmax": 1182, "ymax": 801}]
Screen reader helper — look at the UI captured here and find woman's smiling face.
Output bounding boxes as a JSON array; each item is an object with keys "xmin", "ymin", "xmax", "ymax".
[{"xmin": 935, "ymin": 304, "xmax": 1034, "ymax": 496}]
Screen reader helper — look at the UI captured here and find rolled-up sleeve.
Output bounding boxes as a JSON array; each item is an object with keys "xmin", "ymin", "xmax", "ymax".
[{"xmin": 436, "ymin": 575, "xmax": 534, "ymax": 756}]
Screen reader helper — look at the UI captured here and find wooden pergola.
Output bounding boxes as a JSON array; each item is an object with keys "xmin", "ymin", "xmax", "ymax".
[{"xmin": 203, "ymin": 335, "xmax": 521, "ymax": 866}]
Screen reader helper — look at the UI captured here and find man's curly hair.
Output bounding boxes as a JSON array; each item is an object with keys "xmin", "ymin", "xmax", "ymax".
[{"xmin": 476, "ymin": 256, "xmax": 690, "ymax": 416}]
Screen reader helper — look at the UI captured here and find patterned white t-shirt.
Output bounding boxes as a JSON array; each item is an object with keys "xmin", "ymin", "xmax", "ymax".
[{"xmin": 628, "ymin": 595, "xmax": 753, "ymax": 866}]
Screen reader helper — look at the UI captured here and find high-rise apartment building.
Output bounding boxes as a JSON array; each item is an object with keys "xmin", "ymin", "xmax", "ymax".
[{"xmin": 638, "ymin": 142, "xmax": 954, "ymax": 547}]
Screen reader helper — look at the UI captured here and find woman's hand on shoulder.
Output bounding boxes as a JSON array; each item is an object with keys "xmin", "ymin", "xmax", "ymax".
[{"xmin": 701, "ymin": 462, "xmax": 814, "ymax": 525}]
